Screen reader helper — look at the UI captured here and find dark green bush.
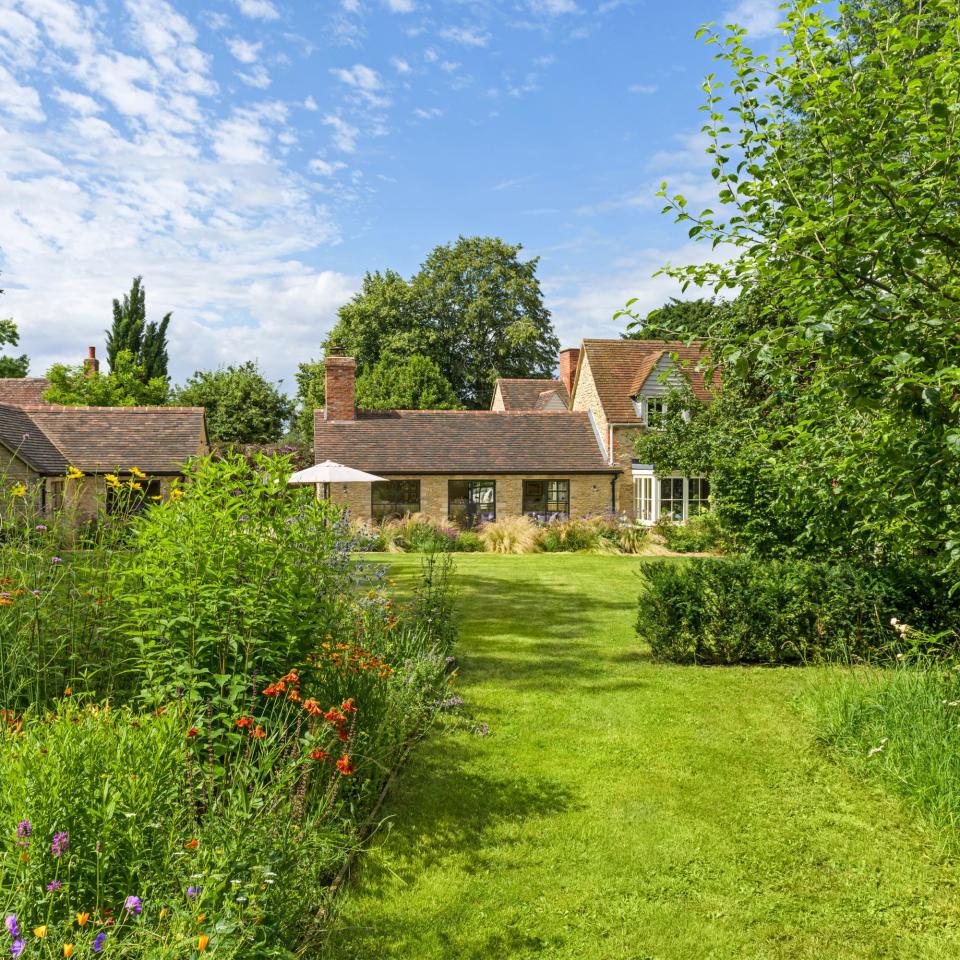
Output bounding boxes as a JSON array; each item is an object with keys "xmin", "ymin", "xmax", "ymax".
[
  {"xmin": 638, "ymin": 556, "xmax": 960, "ymax": 665},
  {"xmin": 657, "ymin": 511, "xmax": 728, "ymax": 553}
]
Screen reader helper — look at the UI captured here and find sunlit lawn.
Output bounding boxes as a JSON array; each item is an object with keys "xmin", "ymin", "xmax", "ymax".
[{"xmin": 325, "ymin": 553, "xmax": 960, "ymax": 959}]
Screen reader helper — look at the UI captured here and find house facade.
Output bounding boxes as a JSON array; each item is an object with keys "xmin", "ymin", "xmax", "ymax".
[
  {"xmin": 0, "ymin": 401, "xmax": 209, "ymax": 521},
  {"xmin": 313, "ymin": 339, "xmax": 715, "ymax": 526}
]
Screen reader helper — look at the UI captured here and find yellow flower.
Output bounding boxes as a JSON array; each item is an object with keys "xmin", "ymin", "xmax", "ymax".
[
  {"xmin": 65, "ymin": 465, "xmax": 84, "ymax": 480},
  {"xmin": 159, "ymin": 908, "xmax": 168, "ymax": 920},
  {"xmin": 198, "ymin": 934, "xmax": 210, "ymax": 951},
  {"xmin": 149, "ymin": 495, "xmax": 162, "ymax": 502},
  {"xmin": 11, "ymin": 483, "xmax": 26, "ymax": 497},
  {"xmin": 129, "ymin": 466, "xmax": 147, "ymax": 479},
  {"xmin": 76, "ymin": 912, "xmax": 89, "ymax": 927},
  {"xmin": 34, "ymin": 925, "xmax": 48, "ymax": 938},
  {"xmin": 63, "ymin": 946, "xmax": 74, "ymax": 958},
  {"xmin": 104, "ymin": 473, "xmax": 121, "ymax": 489},
  {"xmin": 169, "ymin": 488, "xmax": 184, "ymax": 501},
  {"xmin": 127, "ymin": 481, "xmax": 143, "ymax": 492}
]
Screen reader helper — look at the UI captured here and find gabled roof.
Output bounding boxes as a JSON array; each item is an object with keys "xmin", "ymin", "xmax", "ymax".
[
  {"xmin": 0, "ymin": 378, "xmax": 51, "ymax": 405},
  {"xmin": 493, "ymin": 378, "xmax": 569, "ymax": 411},
  {"xmin": 314, "ymin": 409, "xmax": 614, "ymax": 474},
  {"xmin": 577, "ymin": 339, "xmax": 715, "ymax": 424},
  {"xmin": 6, "ymin": 405, "xmax": 207, "ymax": 475},
  {"xmin": 0, "ymin": 404, "xmax": 67, "ymax": 473}
]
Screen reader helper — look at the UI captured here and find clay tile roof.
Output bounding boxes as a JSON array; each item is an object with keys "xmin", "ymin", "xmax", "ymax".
[
  {"xmin": 10, "ymin": 405, "xmax": 208, "ymax": 475},
  {"xmin": 0, "ymin": 403, "xmax": 67, "ymax": 473},
  {"xmin": 494, "ymin": 378, "xmax": 569, "ymax": 411},
  {"xmin": 579, "ymin": 339, "xmax": 716, "ymax": 424},
  {"xmin": 0, "ymin": 378, "xmax": 51, "ymax": 405},
  {"xmin": 313, "ymin": 409, "xmax": 615, "ymax": 474}
]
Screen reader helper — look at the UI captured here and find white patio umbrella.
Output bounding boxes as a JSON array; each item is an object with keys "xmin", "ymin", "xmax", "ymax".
[{"xmin": 287, "ymin": 459, "xmax": 386, "ymax": 499}]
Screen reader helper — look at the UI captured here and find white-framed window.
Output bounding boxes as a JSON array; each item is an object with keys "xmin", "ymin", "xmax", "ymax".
[
  {"xmin": 631, "ymin": 470, "xmax": 710, "ymax": 525},
  {"xmin": 632, "ymin": 396, "xmax": 667, "ymax": 427}
]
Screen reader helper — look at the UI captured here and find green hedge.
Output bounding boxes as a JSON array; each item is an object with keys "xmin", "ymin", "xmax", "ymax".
[{"xmin": 637, "ymin": 556, "xmax": 959, "ymax": 665}]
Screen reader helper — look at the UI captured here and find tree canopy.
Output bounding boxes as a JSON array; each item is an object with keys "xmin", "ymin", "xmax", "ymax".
[
  {"xmin": 44, "ymin": 349, "xmax": 169, "ymax": 406},
  {"xmin": 172, "ymin": 362, "xmax": 293, "ymax": 445},
  {"xmin": 622, "ymin": 298, "xmax": 729, "ymax": 341},
  {"xmin": 106, "ymin": 277, "xmax": 171, "ymax": 382},
  {"xmin": 297, "ymin": 236, "xmax": 559, "ymax": 423},
  {"xmin": 627, "ymin": 0, "xmax": 960, "ymax": 584},
  {"xmin": 356, "ymin": 353, "xmax": 462, "ymax": 411},
  {"xmin": 0, "ymin": 317, "xmax": 29, "ymax": 378}
]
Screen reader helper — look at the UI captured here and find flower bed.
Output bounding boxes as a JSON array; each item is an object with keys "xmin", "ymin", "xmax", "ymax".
[{"xmin": 0, "ymin": 454, "xmax": 456, "ymax": 955}]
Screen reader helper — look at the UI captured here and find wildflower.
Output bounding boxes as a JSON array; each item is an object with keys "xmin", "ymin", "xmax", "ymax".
[
  {"xmin": 867, "ymin": 738, "xmax": 889, "ymax": 758},
  {"xmin": 11, "ymin": 484, "xmax": 26, "ymax": 498},
  {"xmin": 187, "ymin": 727, "xmax": 200, "ymax": 738},
  {"xmin": 51, "ymin": 557, "xmax": 62, "ymax": 564},
  {"xmin": 287, "ymin": 689, "xmax": 302, "ymax": 703},
  {"xmin": 169, "ymin": 488, "xmax": 184, "ymax": 502},
  {"xmin": 159, "ymin": 909, "xmax": 168, "ymax": 920},
  {"xmin": 335, "ymin": 754, "xmax": 355, "ymax": 775},
  {"xmin": 262, "ymin": 682, "xmax": 285, "ymax": 697},
  {"xmin": 33, "ymin": 926, "xmax": 47, "ymax": 938},
  {"xmin": 280, "ymin": 669, "xmax": 300, "ymax": 684},
  {"xmin": 187, "ymin": 886, "xmax": 202, "ymax": 900},
  {"xmin": 310, "ymin": 748, "xmax": 329, "ymax": 761},
  {"xmin": 63, "ymin": 946, "xmax": 74, "ymax": 957},
  {"xmin": 10, "ymin": 938, "xmax": 24, "ymax": 958},
  {"xmin": 198, "ymin": 934, "xmax": 210, "ymax": 951},
  {"xmin": 250, "ymin": 725, "xmax": 266, "ymax": 739},
  {"xmin": 124, "ymin": 896, "xmax": 142, "ymax": 916},
  {"xmin": 104, "ymin": 474, "xmax": 121, "ymax": 489},
  {"xmin": 75, "ymin": 913, "xmax": 89, "ymax": 927},
  {"xmin": 15, "ymin": 820, "xmax": 31, "ymax": 847},
  {"xmin": 35, "ymin": 524, "xmax": 47, "ymax": 532},
  {"xmin": 92, "ymin": 932, "xmax": 107, "ymax": 953},
  {"xmin": 303, "ymin": 698, "xmax": 322, "ymax": 717},
  {"xmin": 341, "ymin": 698, "xmax": 357, "ymax": 714},
  {"xmin": 46, "ymin": 880, "xmax": 62, "ymax": 892},
  {"xmin": 184, "ymin": 838, "xmax": 199, "ymax": 851},
  {"xmin": 63, "ymin": 688, "xmax": 72, "ymax": 696},
  {"xmin": 51, "ymin": 831, "xmax": 68, "ymax": 857},
  {"xmin": 235, "ymin": 716, "xmax": 254, "ymax": 729},
  {"xmin": 5, "ymin": 916, "xmax": 19, "ymax": 938},
  {"xmin": 127, "ymin": 480, "xmax": 143, "ymax": 492},
  {"xmin": 324, "ymin": 708, "xmax": 347, "ymax": 727},
  {"xmin": 129, "ymin": 466, "xmax": 146, "ymax": 480},
  {"xmin": 65, "ymin": 466, "xmax": 83, "ymax": 480}
]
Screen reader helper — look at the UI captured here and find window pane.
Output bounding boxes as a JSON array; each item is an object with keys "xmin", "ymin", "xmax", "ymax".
[
  {"xmin": 449, "ymin": 480, "xmax": 495, "ymax": 527},
  {"xmin": 372, "ymin": 480, "xmax": 420, "ymax": 521},
  {"xmin": 522, "ymin": 480, "xmax": 546, "ymax": 514}
]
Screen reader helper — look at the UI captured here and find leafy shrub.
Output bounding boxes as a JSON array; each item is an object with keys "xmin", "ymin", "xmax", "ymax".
[
  {"xmin": 656, "ymin": 511, "xmax": 728, "ymax": 553},
  {"xmin": 455, "ymin": 530, "xmax": 485, "ymax": 552},
  {"xmin": 637, "ymin": 556, "xmax": 960, "ymax": 665},
  {"xmin": 538, "ymin": 516, "xmax": 649, "ymax": 554},
  {"xmin": 479, "ymin": 515, "xmax": 539, "ymax": 554}
]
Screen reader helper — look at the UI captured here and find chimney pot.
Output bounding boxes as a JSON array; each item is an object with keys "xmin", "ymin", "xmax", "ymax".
[
  {"xmin": 324, "ymin": 355, "xmax": 356, "ymax": 421},
  {"xmin": 83, "ymin": 345, "xmax": 100, "ymax": 377}
]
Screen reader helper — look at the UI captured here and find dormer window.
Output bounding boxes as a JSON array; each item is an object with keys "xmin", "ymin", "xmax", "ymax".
[{"xmin": 632, "ymin": 396, "xmax": 667, "ymax": 428}]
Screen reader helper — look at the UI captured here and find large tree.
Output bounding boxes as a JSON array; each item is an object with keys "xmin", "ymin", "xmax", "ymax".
[
  {"xmin": 622, "ymin": 297, "xmax": 729, "ymax": 340},
  {"xmin": 44, "ymin": 349, "xmax": 169, "ymax": 406},
  {"xmin": 172, "ymin": 362, "xmax": 293, "ymax": 445},
  {"xmin": 356, "ymin": 353, "xmax": 462, "ymax": 411},
  {"xmin": 302, "ymin": 236, "xmax": 559, "ymax": 416},
  {"xmin": 0, "ymin": 318, "xmax": 29, "ymax": 378},
  {"xmin": 632, "ymin": 0, "xmax": 960, "ymax": 583},
  {"xmin": 106, "ymin": 276, "xmax": 171, "ymax": 382}
]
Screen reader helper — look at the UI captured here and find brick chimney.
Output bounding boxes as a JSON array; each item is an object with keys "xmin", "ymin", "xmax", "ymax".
[
  {"xmin": 559, "ymin": 347, "xmax": 580, "ymax": 399},
  {"xmin": 83, "ymin": 346, "xmax": 99, "ymax": 377},
  {"xmin": 324, "ymin": 352, "xmax": 356, "ymax": 421}
]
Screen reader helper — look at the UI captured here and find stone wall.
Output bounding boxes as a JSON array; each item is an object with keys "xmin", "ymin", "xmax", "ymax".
[
  {"xmin": 327, "ymin": 473, "xmax": 615, "ymax": 522},
  {"xmin": 0, "ymin": 449, "xmax": 37, "ymax": 482},
  {"xmin": 611, "ymin": 427, "xmax": 643, "ymax": 519},
  {"xmin": 570, "ymin": 351, "xmax": 609, "ymax": 444}
]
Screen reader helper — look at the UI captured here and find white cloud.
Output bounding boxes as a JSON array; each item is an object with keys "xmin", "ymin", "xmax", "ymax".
[
  {"xmin": 303, "ymin": 95, "xmax": 318, "ymax": 110},
  {"xmin": 384, "ymin": 0, "xmax": 415, "ymax": 11},
  {"xmin": 390, "ymin": 56, "xmax": 411, "ymax": 74},
  {"xmin": 725, "ymin": 0, "xmax": 783, "ymax": 36},
  {"xmin": 330, "ymin": 62, "xmax": 388, "ymax": 105},
  {"xmin": 439, "ymin": 26, "xmax": 489, "ymax": 47},
  {"xmin": 53, "ymin": 88, "xmax": 102, "ymax": 115},
  {"xmin": 423, "ymin": 47, "xmax": 439, "ymax": 62},
  {"xmin": 309, "ymin": 157, "xmax": 347, "ymax": 176},
  {"xmin": 628, "ymin": 83, "xmax": 657, "ymax": 95},
  {"xmin": 238, "ymin": 64, "xmax": 271, "ymax": 88},
  {"xmin": 232, "ymin": 0, "xmax": 280, "ymax": 21},
  {"xmin": 341, "ymin": 0, "xmax": 360, "ymax": 10},
  {"xmin": 0, "ymin": 64, "xmax": 45, "ymax": 121},
  {"xmin": 439, "ymin": 60, "xmax": 460, "ymax": 73},
  {"xmin": 322, "ymin": 113, "xmax": 359, "ymax": 153},
  {"xmin": 226, "ymin": 37, "xmax": 262, "ymax": 63},
  {"xmin": 528, "ymin": 0, "xmax": 578, "ymax": 14},
  {"xmin": 413, "ymin": 106, "xmax": 442, "ymax": 120}
]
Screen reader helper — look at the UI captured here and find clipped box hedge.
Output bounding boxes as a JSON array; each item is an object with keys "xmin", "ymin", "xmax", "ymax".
[{"xmin": 637, "ymin": 556, "xmax": 958, "ymax": 665}]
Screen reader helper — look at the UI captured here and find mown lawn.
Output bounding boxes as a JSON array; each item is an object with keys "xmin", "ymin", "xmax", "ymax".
[{"xmin": 324, "ymin": 554, "xmax": 960, "ymax": 959}]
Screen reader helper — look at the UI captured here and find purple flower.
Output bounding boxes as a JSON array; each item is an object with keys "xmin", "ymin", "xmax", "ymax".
[
  {"xmin": 51, "ymin": 556, "xmax": 62, "ymax": 564},
  {"xmin": 93, "ymin": 932, "xmax": 107, "ymax": 952},
  {"xmin": 30, "ymin": 590, "xmax": 40, "ymax": 597},
  {"xmin": 15, "ymin": 821, "xmax": 31, "ymax": 848},
  {"xmin": 51, "ymin": 831, "xmax": 68, "ymax": 858},
  {"xmin": 46, "ymin": 880, "xmax": 62, "ymax": 892},
  {"xmin": 10, "ymin": 938, "xmax": 24, "ymax": 958},
  {"xmin": 34, "ymin": 524, "xmax": 47, "ymax": 531},
  {"xmin": 124, "ymin": 895, "xmax": 142, "ymax": 916},
  {"xmin": 4, "ymin": 915, "xmax": 19, "ymax": 938},
  {"xmin": 187, "ymin": 885, "xmax": 201, "ymax": 900}
]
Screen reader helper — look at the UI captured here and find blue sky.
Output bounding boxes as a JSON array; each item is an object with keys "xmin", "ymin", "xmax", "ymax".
[{"xmin": 0, "ymin": 0, "xmax": 781, "ymax": 388}]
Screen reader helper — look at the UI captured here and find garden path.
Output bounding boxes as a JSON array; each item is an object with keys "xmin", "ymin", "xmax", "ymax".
[{"xmin": 325, "ymin": 554, "xmax": 960, "ymax": 960}]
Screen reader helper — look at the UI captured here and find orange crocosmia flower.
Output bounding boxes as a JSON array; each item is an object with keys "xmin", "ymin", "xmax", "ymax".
[
  {"xmin": 280, "ymin": 669, "xmax": 300, "ymax": 685},
  {"xmin": 184, "ymin": 838, "xmax": 200, "ymax": 850},
  {"xmin": 324, "ymin": 708, "xmax": 346, "ymax": 727},
  {"xmin": 262, "ymin": 680, "xmax": 286, "ymax": 697},
  {"xmin": 76, "ymin": 913, "xmax": 90, "ymax": 927},
  {"xmin": 287, "ymin": 689, "xmax": 302, "ymax": 703},
  {"xmin": 310, "ymin": 748, "xmax": 328, "ymax": 761},
  {"xmin": 335, "ymin": 754, "xmax": 355, "ymax": 776},
  {"xmin": 302, "ymin": 698, "xmax": 322, "ymax": 717},
  {"xmin": 250, "ymin": 725, "xmax": 266, "ymax": 739},
  {"xmin": 337, "ymin": 729, "xmax": 350, "ymax": 743},
  {"xmin": 341, "ymin": 698, "xmax": 357, "ymax": 714},
  {"xmin": 198, "ymin": 934, "xmax": 210, "ymax": 951},
  {"xmin": 187, "ymin": 727, "xmax": 200, "ymax": 738},
  {"xmin": 235, "ymin": 716, "xmax": 254, "ymax": 729}
]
